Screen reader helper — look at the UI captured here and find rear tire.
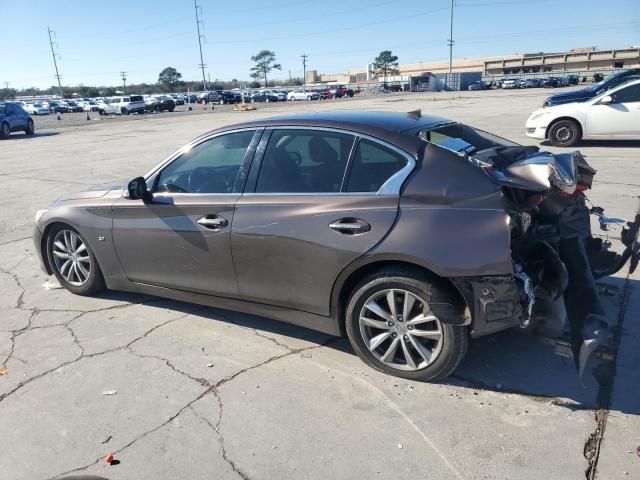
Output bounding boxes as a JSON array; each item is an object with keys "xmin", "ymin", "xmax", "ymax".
[
  {"xmin": 25, "ymin": 119, "xmax": 35, "ymax": 135},
  {"xmin": 46, "ymin": 224, "xmax": 106, "ymax": 296},
  {"xmin": 345, "ymin": 268, "xmax": 468, "ymax": 382},
  {"xmin": 548, "ymin": 119, "xmax": 581, "ymax": 147}
]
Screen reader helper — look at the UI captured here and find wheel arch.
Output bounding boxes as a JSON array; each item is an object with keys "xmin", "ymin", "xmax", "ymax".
[
  {"xmin": 545, "ymin": 115, "xmax": 583, "ymax": 140},
  {"xmin": 331, "ymin": 257, "xmax": 470, "ymax": 337}
]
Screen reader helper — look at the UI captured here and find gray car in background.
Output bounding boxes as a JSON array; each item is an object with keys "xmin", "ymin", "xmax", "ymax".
[{"xmin": 32, "ymin": 111, "xmax": 640, "ymax": 381}]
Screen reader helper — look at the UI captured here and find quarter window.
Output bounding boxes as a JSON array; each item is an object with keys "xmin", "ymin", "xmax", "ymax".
[
  {"xmin": 255, "ymin": 129, "xmax": 354, "ymax": 193},
  {"xmin": 155, "ymin": 130, "xmax": 255, "ymax": 194},
  {"xmin": 345, "ymin": 139, "xmax": 408, "ymax": 193}
]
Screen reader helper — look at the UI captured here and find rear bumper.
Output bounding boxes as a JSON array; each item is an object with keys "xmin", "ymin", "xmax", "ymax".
[{"xmin": 452, "ymin": 276, "xmax": 524, "ymax": 337}]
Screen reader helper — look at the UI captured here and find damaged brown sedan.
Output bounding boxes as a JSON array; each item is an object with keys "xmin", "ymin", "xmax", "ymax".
[{"xmin": 33, "ymin": 111, "xmax": 640, "ymax": 381}]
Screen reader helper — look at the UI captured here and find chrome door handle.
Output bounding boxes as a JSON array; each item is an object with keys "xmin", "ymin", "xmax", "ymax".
[
  {"xmin": 329, "ymin": 218, "xmax": 371, "ymax": 235},
  {"xmin": 197, "ymin": 216, "xmax": 228, "ymax": 229}
]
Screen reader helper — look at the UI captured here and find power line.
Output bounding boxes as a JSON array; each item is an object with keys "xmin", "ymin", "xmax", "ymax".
[
  {"xmin": 194, "ymin": 0, "xmax": 207, "ymax": 91},
  {"xmin": 47, "ymin": 27, "xmax": 64, "ymax": 98}
]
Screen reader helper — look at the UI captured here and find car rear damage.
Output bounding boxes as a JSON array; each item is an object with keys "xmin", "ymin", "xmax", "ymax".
[{"xmin": 461, "ymin": 143, "xmax": 640, "ymax": 378}]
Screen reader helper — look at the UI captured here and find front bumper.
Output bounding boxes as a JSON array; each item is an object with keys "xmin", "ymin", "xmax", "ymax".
[
  {"xmin": 32, "ymin": 223, "xmax": 49, "ymax": 274},
  {"xmin": 525, "ymin": 122, "xmax": 547, "ymax": 140}
]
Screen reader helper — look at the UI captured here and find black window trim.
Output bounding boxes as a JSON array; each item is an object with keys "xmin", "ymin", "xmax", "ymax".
[{"xmin": 242, "ymin": 125, "xmax": 416, "ymax": 196}]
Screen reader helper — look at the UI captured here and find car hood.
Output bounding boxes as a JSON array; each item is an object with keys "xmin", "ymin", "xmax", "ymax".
[
  {"xmin": 546, "ymin": 88, "xmax": 594, "ymax": 105},
  {"xmin": 56, "ymin": 183, "xmax": 123, "ymax": 201}
]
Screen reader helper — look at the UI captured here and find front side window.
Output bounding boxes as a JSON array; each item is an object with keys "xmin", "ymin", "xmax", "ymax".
[
  {"xmin": 255, "ymin": 129, "xmax": 354, "ymax": 193},
  {"xmin": 346, "ymin": 139, "xmax": 408, "ymax": 193},
  {"xmin": 611, "ymin": 84, "xmax": 640, "ymax": 103},
  {"xmin": 155, "ymin": 130, "xmax": 255, "ymax": 194}
]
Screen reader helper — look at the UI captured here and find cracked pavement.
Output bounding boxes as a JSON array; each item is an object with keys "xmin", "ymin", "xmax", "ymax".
[{"xmin": 1, "ymin": 90, "xmax": 639, "ymax": 480}]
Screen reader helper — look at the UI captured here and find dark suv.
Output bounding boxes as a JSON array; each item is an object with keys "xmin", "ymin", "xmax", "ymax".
[
  {"xmin": 0, "ymin": 102, "xmax": 35, "ymax": 138},
  {"xmin": 543, "ymin": 68, "xmax": 640, "ymax": 106},
  {"xmin": 32, "ymin": 111, "xmax": 639, "ymax": 381}
]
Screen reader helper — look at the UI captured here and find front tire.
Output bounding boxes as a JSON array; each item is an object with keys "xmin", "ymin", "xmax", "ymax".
[
  {"xmin": 46, "ymin": 224, "xmax": 105, "ymax": 296},
  {"xmin": 548, "ymin": 119, "xmax": 581, "ymax": 147},
  {"xmin": 25, "ymin": 119, "xmax": 35, "ymax": 135},
  {"xmin": 345, "ymin": 268, "xmax": 468, "ymax": 382}
]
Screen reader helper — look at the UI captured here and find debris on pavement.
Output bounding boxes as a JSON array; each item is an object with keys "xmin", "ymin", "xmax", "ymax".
[
  {"xmin": 207, "ymin": 363, "xmax": 214, "ymax": 367},
  {"xmin": 300, "ymin": 352, "xmax": 312, "ymax": 358},
  {"xmin": 101, "ymin": 435, "xmax": 112, "ymax": 444},
  {"xmin": 41, "ymin": 277, "xmax": 62, "ymax": 290},
  {"xmin": 105, "ymin": 453, "xmax": 114, "ymax": 464},
  {"xmin": 0, "ymin": 367, "xmax": 8, "ymax": 376},
  {"xmin": 102, "ymin": 390, "xmax": 118, "ymax": 396},
  {"xmin": 397, "ymin": 443, "xmax": 403, "ymax": 449}
]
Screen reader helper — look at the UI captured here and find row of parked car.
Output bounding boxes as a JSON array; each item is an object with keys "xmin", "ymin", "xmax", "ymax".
[
  {"xmin": 196, "ymin": 85, "xmax": 356, "ymax": 104},
  {"xmin": 14, "ymin": 93, "xmax": 189, "ymax": 116},
  {"xmin": 468, "ymin": 75, "xmax": 583, "ymax": 91}
]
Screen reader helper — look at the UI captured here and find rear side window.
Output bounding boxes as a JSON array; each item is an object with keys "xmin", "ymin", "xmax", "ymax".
[
  {"xmin": 130, "ymin": 95, "xmax": 143, "ymax": 102},
  {"xmin": 123, "ymin": 97, "xmax": 130, "ymax": 102},
  {"xmin": 255, "ymin": 129, "xmax": 354, "ymax": 193},
  {"xmin": 345, "ymin": 139, "xmax": 408, "ymax": 193}
]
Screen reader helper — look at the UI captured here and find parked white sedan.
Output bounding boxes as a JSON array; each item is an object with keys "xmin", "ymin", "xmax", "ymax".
[
  {"xmin": 24, "ymin": 103, "xmax": 50, "ymax": 115},
  {"xmin": 287, "ymin": 89, "xmax": 320, "ymax": 101},
  {"xmin": 526, "ymin": 79, "xmax": 640, "ymax": 146}
]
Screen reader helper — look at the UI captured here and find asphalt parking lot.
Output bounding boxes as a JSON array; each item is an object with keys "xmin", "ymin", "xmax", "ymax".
[{"xmin": 1, "ymin": 89, "xmax": 639, "ymax": 480}]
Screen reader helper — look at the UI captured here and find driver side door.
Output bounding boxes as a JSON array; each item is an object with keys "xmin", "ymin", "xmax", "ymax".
[
  {"xmin": 586, "ymin": 83, "xmax": 640, "ymax": 137},
  {"xmin": 111, "ymin": 128, "xmax": 260, "ymax": 297}
]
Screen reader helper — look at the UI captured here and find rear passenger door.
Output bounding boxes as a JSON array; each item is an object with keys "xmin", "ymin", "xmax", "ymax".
[{"xmin": 231, "ymin": 127, "xmax": 413, "ymax": 316}]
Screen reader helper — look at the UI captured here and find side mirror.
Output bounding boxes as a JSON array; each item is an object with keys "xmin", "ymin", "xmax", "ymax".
[
  {"xmin": 127, "ymin": 177, "xmax": 151, "ymax": 202},
  {"xmin": 599, "ymin": 95, "xmax": 614, "ymax": 105}
]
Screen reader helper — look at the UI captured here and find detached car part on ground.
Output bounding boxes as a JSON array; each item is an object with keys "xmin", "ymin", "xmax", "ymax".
[{"xmin": 33, "ymin": 111, "xmax": 640, "ymax": 382}]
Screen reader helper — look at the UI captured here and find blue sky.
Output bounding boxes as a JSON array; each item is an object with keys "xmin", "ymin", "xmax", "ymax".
[{"xmin": 1, "ymin": 0, "xmax": 638, "ymax": 89}]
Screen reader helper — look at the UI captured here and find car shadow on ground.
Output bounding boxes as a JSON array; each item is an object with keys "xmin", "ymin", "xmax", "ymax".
[
  {"xmin": 94, "ymin": 275, "xmax": 637, "ymax": 415},
  {"xmin": 539, "ymin": 139, "xmax": 640, "ymax": 149},
  {"xmin": 3, "ymin": 131, "xmax": 60, "ymax": 140}
]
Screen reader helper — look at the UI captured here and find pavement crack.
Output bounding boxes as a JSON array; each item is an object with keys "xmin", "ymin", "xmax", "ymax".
[
  {"xmin": 190, "ymin": 396, "xmax": 252, "ymax": 480},
  {"xmin": 130, "ymin": 350, "xmax": 210, "ymax": 387},
  {"xmin": 583, "ymin": 272, "xmax": 632, "ymax": 479},
  {"xmin": 0, "ymin": 236, "xmax": 31, "ymax": 246},
  {"xmin": 449, "ymin": 374, "xmax": 590, "ymax": 411}
]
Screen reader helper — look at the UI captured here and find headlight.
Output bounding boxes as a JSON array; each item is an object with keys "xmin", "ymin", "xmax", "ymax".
[
  {"xmin": 34, "ymin": 209, "xmax": 47, "ymax": 223},
  {"xmin": 529, "ymin": 111, "xmax": 550, "ymax": 122}
]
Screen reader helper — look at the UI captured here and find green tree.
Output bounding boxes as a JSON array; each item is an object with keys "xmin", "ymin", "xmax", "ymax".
[
  {"xmin": 372, "ymin": 50, "xmax": 400, "ymax": 79},
  {"xmin": 157, "ymin": 67, "xmax": 183, "ymax": 92},
  {"xmin": 249, "ymin": 50, "xmax": 281, "ymax": 87}
]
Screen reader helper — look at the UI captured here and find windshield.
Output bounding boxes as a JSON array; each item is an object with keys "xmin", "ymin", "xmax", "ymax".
[{"xmin": 417, "ymin": 123, "xmax": 519, "ymax": 152}]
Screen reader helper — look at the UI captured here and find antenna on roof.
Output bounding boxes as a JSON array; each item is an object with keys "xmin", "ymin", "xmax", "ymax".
[{"xmin": 407, "ymin": 109, "xmax": 421, "ymax": 117}]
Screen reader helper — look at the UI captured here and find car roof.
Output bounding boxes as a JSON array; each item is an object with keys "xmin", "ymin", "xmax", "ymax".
[{"xmin": 201, "ymin": 111, "xmax": 453, "ymax": 155}]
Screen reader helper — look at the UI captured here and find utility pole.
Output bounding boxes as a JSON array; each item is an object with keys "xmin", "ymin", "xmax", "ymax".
[
  {"xmin": 447, "ymin": 0, "xmax": 454, "ymax": 76},
  {"xmin": 47, "ymin": 27, "xmax": 64, "ymax": 98},
  {"xmin": 120, "ymin": 71, "xmax": 127, "ymax": 94},
  {"xmin": 194, "ymin": 0, "xmax": 207, "ymax": 91},
  {"xmin": 301, "ymin": 54, "xmax": 308, "ymax": 90}
]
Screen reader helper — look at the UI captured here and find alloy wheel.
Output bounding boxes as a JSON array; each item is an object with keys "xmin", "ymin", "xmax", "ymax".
[
  {"xmin": 52, "ymin": 229, "xmax": 92, "ymax": 286},
  {"xmin": 358, "ymin": 288, "xmax": 444, "ymax": 371}
]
